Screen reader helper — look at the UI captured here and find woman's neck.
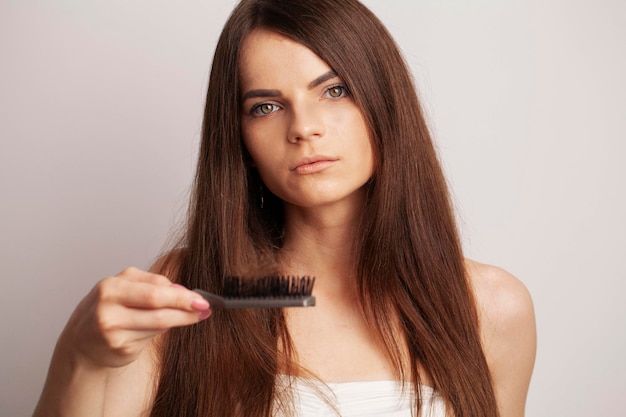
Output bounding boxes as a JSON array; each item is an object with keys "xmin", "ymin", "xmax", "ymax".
[{"xmin": 280, "ymin": 200, "xmax": 363, "ymax": 295}]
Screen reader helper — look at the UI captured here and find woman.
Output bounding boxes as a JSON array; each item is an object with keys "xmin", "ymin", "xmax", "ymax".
[{"xmin": 33, "ymin": 0, "xmax": 536, "ymax": 416}]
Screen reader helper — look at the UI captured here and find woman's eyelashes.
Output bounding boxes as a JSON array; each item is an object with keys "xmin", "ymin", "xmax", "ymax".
[
  {"xmin": 247, "ymin": 83, "xmax": 351, "ymax": 117},
  {"xmin": 323, "ymin": 83, "xmax": 350, "ymax": 99},
  {"xmin": 250, "ymin": 102, "xmax": 281, "ymax": 116}
]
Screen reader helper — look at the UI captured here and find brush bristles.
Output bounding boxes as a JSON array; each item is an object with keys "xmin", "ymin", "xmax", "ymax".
[{"xmin": 222, "ymin": 275, "xmax": 315, "ymax": 298}]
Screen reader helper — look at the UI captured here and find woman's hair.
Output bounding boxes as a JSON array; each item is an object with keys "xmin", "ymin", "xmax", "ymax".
[{"xmin": 150, "ymin": 1, "xmax": 499, "ymax": 416}]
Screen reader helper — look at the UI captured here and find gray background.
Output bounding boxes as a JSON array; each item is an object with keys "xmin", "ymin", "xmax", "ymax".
[{"xmin": 1, "ymin": 0, "xmax": 625, "ymax": 415}]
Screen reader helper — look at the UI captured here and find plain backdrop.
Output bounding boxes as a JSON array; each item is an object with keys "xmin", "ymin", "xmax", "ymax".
[{"xmin": 1, "ymin": 0, "xmax": 625, "ymax": 416}]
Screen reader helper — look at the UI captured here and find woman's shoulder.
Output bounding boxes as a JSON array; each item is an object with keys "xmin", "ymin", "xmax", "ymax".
[
  {"xmin": 464, "ymin": 258, "xmax": 536, "ymax": 415},
  {"xmin": 464, "ymin": 258, "xmax": 535, "ymax": 349},
  {"xmin": 464, "ymin": 259, "xmax": 533, "ymax": 318}
]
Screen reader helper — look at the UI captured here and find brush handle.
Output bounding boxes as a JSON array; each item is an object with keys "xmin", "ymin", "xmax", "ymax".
[{"xmin": 193, "ymin": 289, "xmax": 316, "ymax": 309}]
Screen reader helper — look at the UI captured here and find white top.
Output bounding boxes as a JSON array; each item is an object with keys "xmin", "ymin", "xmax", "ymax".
[{"xmin": 274, "ymin": 377, "xmax": 447, "ymax": 417}]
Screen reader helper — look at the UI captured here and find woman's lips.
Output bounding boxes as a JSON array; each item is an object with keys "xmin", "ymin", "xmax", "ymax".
[{"xmin": 291, "ymin": 156, "xmax": 338, "ymax": 174}]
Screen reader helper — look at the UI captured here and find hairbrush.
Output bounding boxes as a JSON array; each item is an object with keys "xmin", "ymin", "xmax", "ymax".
[{"xmin": 193, "ymin": 275, "xmax": 315, "ymax": 309}]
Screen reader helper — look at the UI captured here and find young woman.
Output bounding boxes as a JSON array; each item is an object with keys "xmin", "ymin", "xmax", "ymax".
[{"xmin": 33, "ymin": 1, "xmax": 536, "ymax": 416}]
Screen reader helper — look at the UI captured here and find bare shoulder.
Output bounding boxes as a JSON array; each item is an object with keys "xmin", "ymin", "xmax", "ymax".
[
  {"xmin": 464, "ymin": 258, "xmax": 536, "ymax": 358},
  {"xmin": 465, "ymin": 259, "xmax": 534, "ymax": 327},
  {"xmin": 465, "ymin": 259, "xmax": 537, "ymax": 417}
]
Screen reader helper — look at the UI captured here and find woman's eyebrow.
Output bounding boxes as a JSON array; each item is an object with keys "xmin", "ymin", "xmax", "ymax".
[
  {"xmin": 241, "ymin": 71, "xmax": 338, "ymax": 101},
  {"xmin": 241, "ymin": 89, "xmax": 281, "ymax": 101},
  {"xmin": 307, "ymin": 70, "xmax": 337, "ymax": 89}
]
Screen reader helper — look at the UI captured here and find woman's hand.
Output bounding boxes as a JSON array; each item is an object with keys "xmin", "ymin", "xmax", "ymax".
[
  {"xmin": 32, "ymin": 267, "xmax": 209, "ymax": 417},
  {"xmin": 61, "ymin": 267, "xmax": 211, "ymax": 369}
]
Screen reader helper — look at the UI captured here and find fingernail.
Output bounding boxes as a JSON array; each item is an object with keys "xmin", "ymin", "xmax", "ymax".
[
  {"xmin": 171, "ymin": 283, "xmax": 186, "ymax": 289},
  {"xmin": 198, "ymin": 309, "xmax": 212, "ymax": 320},
  {"xmin": 191, "ymin": 298, "xmax": 210, "ymax": 311}
]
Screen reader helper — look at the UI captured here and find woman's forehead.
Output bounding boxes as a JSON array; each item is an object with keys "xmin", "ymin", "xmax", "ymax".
[{"xmin": 238, "ymin": 29, "xmax": 333, "ymax": 91}]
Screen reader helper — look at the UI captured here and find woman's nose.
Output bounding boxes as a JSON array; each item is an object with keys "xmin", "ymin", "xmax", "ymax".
[{"xmin": 287, "ymin": 101, "xmax": 326, "ymax": 143}]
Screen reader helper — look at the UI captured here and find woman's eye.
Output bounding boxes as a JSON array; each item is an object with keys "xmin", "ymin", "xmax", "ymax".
[
  {"xmin": 251, "ymin": 103, "xmax": 279, "ymax": 116},
  {"xmin": 326, "ymin": 85, "xmax": 348, "ymax": 98}
]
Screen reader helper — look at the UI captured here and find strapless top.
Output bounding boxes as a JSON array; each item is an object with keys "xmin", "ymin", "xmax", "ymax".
[{"xmin": 273, "ymin": 376, "xmax": 447, "ymax": 416}]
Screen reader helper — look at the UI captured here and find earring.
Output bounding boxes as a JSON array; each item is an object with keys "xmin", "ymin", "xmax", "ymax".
[{"xmin": 260, "ymin": 184, "xmax": 264, "ymax": 209}]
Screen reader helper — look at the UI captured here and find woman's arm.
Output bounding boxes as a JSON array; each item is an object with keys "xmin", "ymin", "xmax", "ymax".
[
  {"xmin": 32, "ymin": 267, "xmax": 211, "ymax": 417},
  {"xmin": 467, "ymin": 260, "xmax": 537, "ymax": 417}
]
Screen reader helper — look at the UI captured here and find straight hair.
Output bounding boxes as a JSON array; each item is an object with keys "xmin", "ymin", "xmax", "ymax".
[{"xmin": 150, "ymin": 1, "xmax": 499, "ymax": 416}]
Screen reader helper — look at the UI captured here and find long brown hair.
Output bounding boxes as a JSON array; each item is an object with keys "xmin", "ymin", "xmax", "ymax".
[{"xmin": 150, "ymin": 1, "xmax": 499, "ymax": 416}]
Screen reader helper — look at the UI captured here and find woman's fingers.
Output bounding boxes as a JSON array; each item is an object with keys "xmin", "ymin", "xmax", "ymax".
[
  {"xmin": 97, "ymin": 270, "xmax": 209, "ymax": 312},
  {"xmin": 66, "ymin": 267, "xmax": 212, "ymax": 369},
  {"xmin": 102, "ymin": 280, "xmax": 208, "ymax": 311},
  {"xmin": 102, "ymin": 305, "xmax": 211, "ymax": 332},
  {"xmin": 115, "ymin": 266, "xmax": 173, "ymax": 286}
]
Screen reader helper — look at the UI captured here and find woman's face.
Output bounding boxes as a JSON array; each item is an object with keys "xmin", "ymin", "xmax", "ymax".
[{"xmin": 239, "ymin": 29, "xmax": 374, "ymax": 211}]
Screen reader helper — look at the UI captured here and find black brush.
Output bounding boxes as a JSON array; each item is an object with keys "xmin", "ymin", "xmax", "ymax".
[{"xmin": 193, "ymin": 275, "xmax": 316, "ymax": 309}]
